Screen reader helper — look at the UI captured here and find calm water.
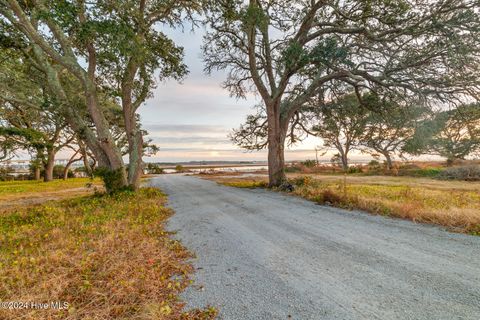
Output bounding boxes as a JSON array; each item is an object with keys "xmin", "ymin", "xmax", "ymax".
[{"xmin": 163, "ymin": 165, "xmax": 268, "ymax": 174}]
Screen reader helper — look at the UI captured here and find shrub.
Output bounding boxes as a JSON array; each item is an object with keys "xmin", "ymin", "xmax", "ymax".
[
  {"xmin": 319, "ymin": 189, "xmax": 343, "ymax": 205},
  {"xmin": 175, "ymin": 165, "xmax": 185, "ymax": 173},
  {"xmin": 301, "ymin": 159, "xmax": 317, "ymax": 168},
  {"xmin": 438, "ymin": 165, "xmax": 480, "ymax": 181},
  {"xmin": 284, "ymin": 165, "xmax": 302, "ymax": 173},
  {"xmin": 94, "ymin": 167, "xmax": 131, "ymax": 193},
  {"xmin": 347, "ymin": 166, "xmax": 363, "ymax": 174},
  {"xmin": 291, "ymin": 175, "xmax": 313, "ymax": 186},
  {"xmin": 366, "ymin": 160, "xmax": 383, "ymax": 175},
  {"xmin": 146, "ymin": 163, "xmax": 164, "ymax": 174},
  {"xmin": 397, "ymin": 167, "xmax": 442, "ymax": 178},
  {"xmin": 52, "ymin": 165, "xmax": 74, "ymax": 179}
]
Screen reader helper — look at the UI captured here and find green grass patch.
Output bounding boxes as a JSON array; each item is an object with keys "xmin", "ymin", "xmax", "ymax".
[
  {"xmin": 222, "ymin": 180, "xmax": 268, "ymax": 189},
  {"xmin": 0, "ymin": 178, "xmax": 100, "ymax": 196},
  {"xmin": 399, "ymin": 167, "xmax": 443, "ymax": 178}
]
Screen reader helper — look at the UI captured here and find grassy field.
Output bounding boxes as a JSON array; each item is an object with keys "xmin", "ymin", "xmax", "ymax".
[
  {"xmin": 206, "ymin": 173, "xmax": 480, "ymax": 235},
  {"xmin": 0, "ymin": 178, "xmax": 103, "ymax": 210},
  {"xmin": 0, "ymin": 181, "xmax": 216, "ymax": 319}
]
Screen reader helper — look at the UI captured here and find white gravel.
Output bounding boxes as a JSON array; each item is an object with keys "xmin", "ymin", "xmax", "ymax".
[{"xmin": 149, "ymin": 175, "xmax": 480, "ymax": 320}]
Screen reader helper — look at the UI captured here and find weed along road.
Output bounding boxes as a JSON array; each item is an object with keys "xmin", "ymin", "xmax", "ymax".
[{"xmin": 150, "ymin": 175, "xmax": 480, "ymax": 320}]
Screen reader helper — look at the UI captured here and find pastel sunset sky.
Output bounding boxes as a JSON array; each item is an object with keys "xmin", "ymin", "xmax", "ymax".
[{"xmin": 139, "ymin": 26, "xmax": 332, "ymax": 163}]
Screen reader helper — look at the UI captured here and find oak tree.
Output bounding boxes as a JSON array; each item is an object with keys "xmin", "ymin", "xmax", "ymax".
[
  {"xmin": 0, "ymin": 0, "xmax": 200, "ymax": 190},
  {"xmin": 359, "ymin": 95, "xmax": 429, "ymax": 170},
  {"xmin": 204, "ymin": 0, "xmax": 480, "ymax": 186},
  {"xmin": 310, "ymin": 94, "xmax": 368, "ymax": 171},
  {"xmin": 406, "ymin": 103, "xmax": 480, "ymax": 164}
]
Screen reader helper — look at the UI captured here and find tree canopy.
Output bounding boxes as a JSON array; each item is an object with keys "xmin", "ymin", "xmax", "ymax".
[
  {"xmin": 204, "ymin": 0, "xmax": 480, "ymax": 186},
  {"xmin": 0, "ymin": 0, "xmax": 201, "ymax": 190},
  {"xmin": 406, "ymin": 103, "xmax": 480, "ymax": 164}
]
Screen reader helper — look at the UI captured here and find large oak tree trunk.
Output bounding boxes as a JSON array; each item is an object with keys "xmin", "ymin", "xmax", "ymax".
[
  {"xmin": 266, "ymin": 102, "xmax": 288, "ymax": 187},
  {"xmin": 122, "ymin": 111, "xmax": 144, "ymax": 190}
]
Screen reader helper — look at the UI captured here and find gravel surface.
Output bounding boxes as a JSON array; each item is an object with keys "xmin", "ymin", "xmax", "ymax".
[{"xmin": 149, "ymin": 175, "xmax": 480, "ymax": 320}]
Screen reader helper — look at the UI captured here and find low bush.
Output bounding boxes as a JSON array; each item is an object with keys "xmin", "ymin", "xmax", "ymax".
[
  {"xmin": 284, "ymin": 165, "xmax": 302, "ymax": 173},
  {"xmin": 347, "ymin": 166, "xmax": 363, "ymax": 174},
  {"xmin": 319, "ymin": 189, "xmax": 344, "ymax": 205},
  {"xmin": 301, "ymin": 159, "xmax": 317, "ymax": 168},
  {"xmin": 291, "ymin": 175, "xmax": 313, "ymax": 186},
  {"xmin": 175, "ymin": 165, "xmax": 185, "ymax": 173},
  {"xmin": 398, "ymin": 167, "xmax": 443, "ymax": 178},
  {"xmin": 438, "ymin": 165, "xmax": 480, "ymax": 181},
  {"xmin": 221, "ymin": 179, "xmax": 268, "ymax": 188}
]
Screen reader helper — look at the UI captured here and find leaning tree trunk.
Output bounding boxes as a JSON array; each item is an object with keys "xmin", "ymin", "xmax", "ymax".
[
  {"xmin": 43, "ymin": 149, "xmax": 56, "ymax": 182},
  {"xmin": 33, "ymin": 45, "xmax": 127, "ymax": 192},
  {"xmin": 266, "ymin": 103, "xmax": 288, "ymax": 187},
  {"xmin": 82, "ymin": 154, "xmax": 93, "ymax": 178},
  {"xmin": 84, "ymin": 81, "xmax": 128, "ymax": 191},
  {"xmin": 63, "ymin": 166, "xmax": 70, "ymax": 180},
  {"xmin": 383, "ymin": 152, "xmax": 393, "ymax": 170},
  {"xmin": 340, "ymin": 151, "xmax": 349, "ymax": 172},
  {"xmin": 122, "ymin": 103, "xmax": 144, "ymax": 190},
  {"xmin": 63, "ymin": 150, "xmax": 81, "ymax": 180},
  {"xmin": 121, "ymin": 59, "xmax": 145, "ymax": 190},
  {"xmin": 127, "ymin": 130, "xmax": 144, "ymax": 190}
]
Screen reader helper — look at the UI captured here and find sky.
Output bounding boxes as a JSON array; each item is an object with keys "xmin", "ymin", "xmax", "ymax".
[
  {"xmin": 13, "ymin": 26, "xmax": 439, "ymax": 164},
  {"xmin": 138, "ymin": 26, "xmax": 328, "ymax": 163}
]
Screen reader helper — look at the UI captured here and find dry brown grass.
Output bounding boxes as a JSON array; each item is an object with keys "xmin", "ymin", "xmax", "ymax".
[
  {"xmin": 208, "ymin": 173, "xmax": 480, "ymax": 235},
  {"xmin": 0, "ymin": 188, "xmax": 216, "ymax": 320}
]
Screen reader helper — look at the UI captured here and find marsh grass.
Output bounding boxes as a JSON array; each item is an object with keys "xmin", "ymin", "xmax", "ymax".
[
  {"xmin": 299, "ymin": 182, "xmax": 480, "ymax": 234},
  {"xmin": 0, "ymin": 188, "xmax": 216, "ymax": 319},
  {"xmin": 212, "ymin": 175, "xmax": 480, "ymax": 235},
  {"xmin": 222, "ymin": 179, "xmax": 268, "ymax": 188}
]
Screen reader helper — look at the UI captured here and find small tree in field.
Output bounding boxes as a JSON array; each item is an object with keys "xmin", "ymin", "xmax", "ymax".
[
  {"xmin": 310, "ymin": 94, "xmax": 369, "ymax": 171},
  {"xmin": 406, "ymin": 103, "xmax": 480, "ymax": 165},
  {"xmin": 359, "ymin": 95, "xmax": 429, "ymax": 170}
]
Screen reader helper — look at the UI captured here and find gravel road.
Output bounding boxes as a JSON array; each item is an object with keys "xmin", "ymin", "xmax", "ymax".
[{"xmin": 149, "ymin": 175, "xmax": 480, "ymax": 320}]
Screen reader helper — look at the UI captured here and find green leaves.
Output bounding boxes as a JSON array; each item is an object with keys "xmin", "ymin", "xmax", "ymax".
[
  {"xmin": 281, "ymin": 41, "xmax": 309, "ymax": 71},
  {"xmin": 405, "ymin": 103, "xmax": 480, "ymax": 161},
  {"xmin": 241, "ymin": 3, "xmax": 269, "ymax": 33},
  {"xmin": 309, "ymin": 37, "xmax": 351, "ymax": 67},
  {"xmin": 37, "ymin": 0, "xmax": 79, "ymax": 29},
  {"xmin": 0, "ymin": 127, "xmax": 50, "ymax": 151},
  {"xmin": 281, "ymin": 37, "xmax": 351, "ymax": 73}
]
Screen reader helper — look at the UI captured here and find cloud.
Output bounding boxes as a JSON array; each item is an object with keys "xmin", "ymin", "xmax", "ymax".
[
  {"xmin": 143, "ymin": 124, "xmax": 228, "ymax": 134},
  {"xmin": 149, "ymin": 136, "xmax": 231, "ymax": 145}
]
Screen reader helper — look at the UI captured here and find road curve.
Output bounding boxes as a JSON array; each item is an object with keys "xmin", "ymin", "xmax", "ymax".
[{"xmin": 149, "ymin": 175, "xmax": 480, "ymax": 320}]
